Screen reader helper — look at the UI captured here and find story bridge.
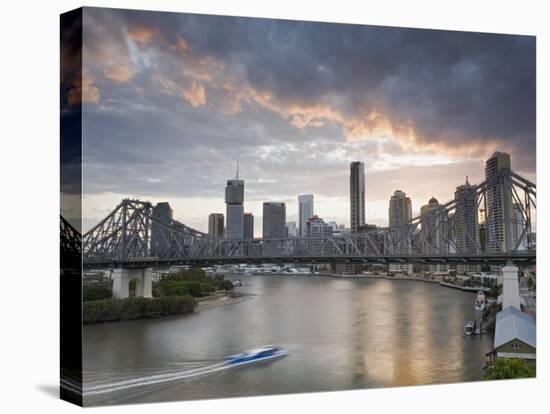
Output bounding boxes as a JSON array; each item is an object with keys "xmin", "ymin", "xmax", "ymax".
[{"xmin": 60, "ymin": 168, "xmax": 535, "ymax": 297}]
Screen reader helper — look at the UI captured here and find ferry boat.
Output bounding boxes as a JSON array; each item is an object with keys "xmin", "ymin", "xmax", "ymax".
[
  {"xmin": 224, "ymin": 345, "xmax": 288, "ymax": 365},
  {"xmin": 475, "ymin": 291, "xmax": 486, "ymax": 311},
  {"xmin": 464, "ymin": 320, "xmax": 476, "ymax": 336}
]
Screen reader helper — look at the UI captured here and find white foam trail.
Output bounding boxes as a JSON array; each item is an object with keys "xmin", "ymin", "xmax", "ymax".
[{"xmin": 83, "ymin": 352, "xmax": 287, "ymax": 396}]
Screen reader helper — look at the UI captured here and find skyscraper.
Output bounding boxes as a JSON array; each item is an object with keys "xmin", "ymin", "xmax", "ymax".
[
  {"xmin": 388, "ymin": 190, "xmax": 412, "ymax": 274},
  {"xmin": 298, "ymin": 194, "xmax": 314, "ymax": 237},
  {"xmin": 306, "ymin": 215, "xmax": 333, "ymax": 238},
  {"xmin": 208, "ymin": 213, "xmax": 224, "ymax": 239},
  {"xmin": 243, "ymin": 212, "xmax": 254, "ymax": 239},
  {"xmin": 420, "ymin": 197, "xmax": 448, "ymax": 272},
  {"xmin": 225, "ymin": 176, "xmax": 244, "ymax": 240},
  {"xmin": 151, "ymin": 202, "xmax": 173, "ymax": 256},
  {"xmin": 485, "ymin": 151, "xmax": 513, "ymax": 253},
  {"xmin": 389, "ymin": 190, "xmax": 412, "ymax": 228},
  {"xmin": 263, "ymin": 202, "xmax": 286, "ymax": 239},
  {"xmin": 455, "ymin": 177, "xmax": 479, "ymax": 273},
  {"xmin": 286, "ymin": 221, "xmax": 298, "ymax": 237},
  {"xmin": 306, "ymin": 215, "xmax": 334, "ymax": 255},
  {"xmin": 350, "ymin": 161, "xmax": 366, "ymax": 233}
]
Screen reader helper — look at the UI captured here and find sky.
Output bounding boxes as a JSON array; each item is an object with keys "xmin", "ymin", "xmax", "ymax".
[{"xmin": 68, "ymin": 7, "xmax": 536, "ymax": 235}]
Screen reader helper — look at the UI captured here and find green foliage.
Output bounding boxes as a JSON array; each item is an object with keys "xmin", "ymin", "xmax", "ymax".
[
  {"xmin": 83, "ymin": 295, "xmax": 196, "ymax": 324},
  {"xmin": 484, "ymin": 358, "xmax": 536, "ymax": 380},
  {"xmin": 527, "ymin": 276, "xmax": 536, "ymax": 292},
  {"xmin": 218, "ymin": 280, "xmax": 234, "ymax": 291},
  {"xmin": 83, "ymin": 285, "xmax": 112, "ymax": 302},
  {"xmin": 489, "ymin": 285, "xmax": 501, "ymax": 299},
  {"xmin": 154, "ymin": 268, "xmax": 233, "ymax": 298}
]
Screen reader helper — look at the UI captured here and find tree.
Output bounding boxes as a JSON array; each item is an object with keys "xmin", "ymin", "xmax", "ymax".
[
  {"xmin": 83, "ymin": 285, "xmax": 112, "ymax": 301},
  {"xmin": 484, "ymin": 358, "xmax": 536, "ymax": 380}
]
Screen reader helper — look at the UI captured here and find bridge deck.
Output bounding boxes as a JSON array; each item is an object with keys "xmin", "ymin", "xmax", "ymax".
[{"xmin": 83, "ymin": 253, "xmax": 536, "ymax": 269}]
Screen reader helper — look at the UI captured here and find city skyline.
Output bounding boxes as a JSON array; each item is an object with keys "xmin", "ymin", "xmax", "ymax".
[
  {"xmin": 87, "ymin": 151, "xmax": 530, "ymax": 239},
  {"xmin": 77, "ymin": 8, "xmax": 536, "ymax": 234}
]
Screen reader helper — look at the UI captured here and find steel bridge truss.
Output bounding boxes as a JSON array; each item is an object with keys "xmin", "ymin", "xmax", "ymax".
[
  {"xmin": 60, "ymin": 215, "xmax": 82, "ymax": 270},
  {"xmin": 83, "ymin": 169, "xmax": 535, "ymax": 268}
]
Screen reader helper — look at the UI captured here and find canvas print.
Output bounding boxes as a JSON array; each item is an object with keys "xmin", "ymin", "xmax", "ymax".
[{"xmin": 60, "ymin": 7, "xmax": 536, "ymax": 407}]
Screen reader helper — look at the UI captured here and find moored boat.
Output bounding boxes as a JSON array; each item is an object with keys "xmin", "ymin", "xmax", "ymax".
[
  {"xmin": 464, "ymin": 320, "xmax": 476, "ymax": 336},
  {"xmin": 475, "ymin": 290, "xmax": 486, "ymax": 311}
]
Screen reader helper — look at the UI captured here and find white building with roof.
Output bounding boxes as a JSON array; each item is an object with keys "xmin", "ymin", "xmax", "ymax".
[{"xmin": 493, "ymin": 306, "xmax": 536, "ymax": 362}]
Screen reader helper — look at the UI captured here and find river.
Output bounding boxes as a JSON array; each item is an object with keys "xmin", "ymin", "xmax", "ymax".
[{"xmin": 82, "ymin": 275, "xmax": 492, "ymax": 406}]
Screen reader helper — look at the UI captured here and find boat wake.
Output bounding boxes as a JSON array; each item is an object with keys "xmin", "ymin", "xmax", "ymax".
[
  {"xmin": 83, "ymin": 362, "xmax": 229, "ymax": 396},
  {"xmin": 82, "ymin": 347, "xmax": 288, "ymax": 396}
]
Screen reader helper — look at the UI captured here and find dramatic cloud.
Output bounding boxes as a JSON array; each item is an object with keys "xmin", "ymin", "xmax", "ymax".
[
  {"xmin": 78, "ymin": 7, "xmax": 536, "ymax": 233},
  {"xmin": 182, "ymin": 81, "xmax": 207, "ymax": 107},
  {"xmin": 126, "ymin": 23, "xmax": 158, "ymax": 43},
  {"xmin": 68, "ymin": 68, "xmax": 100, "ymax": 106},
  {"xmin": 104, "ymin": 62, "xmax": 133, "ymax": 82}
]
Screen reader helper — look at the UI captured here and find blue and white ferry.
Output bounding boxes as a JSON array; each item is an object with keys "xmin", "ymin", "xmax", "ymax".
[{"xmin": 224, "ymin": 345, "xmax": 288, "ymax": 366}]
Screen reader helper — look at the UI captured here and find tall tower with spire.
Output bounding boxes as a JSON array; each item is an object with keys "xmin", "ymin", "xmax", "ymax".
[{"xmin": 225, "ymin": 162, "xmax": 244, "ymax": 239}]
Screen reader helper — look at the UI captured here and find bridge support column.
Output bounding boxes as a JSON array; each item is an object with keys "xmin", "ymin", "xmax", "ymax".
[
  {"xmin": 130, "ymin": 269, "xmax": 143, "ymax": 297},
  {"xmin": 112, "ymin": 268, "xmax": 130, "ymax": 298},
  {"xmin": 134, "ymin": 267, "xmax": 153, "ymax": 298},
  {"xmin": 502, "ymin": 264, "xmax": 521, "ymax": 310},
  {"xmin": 116, "ymin": 268, "xmax": 152, "ymax": 298},
  {"xmin": 142, "ymin": 268, "xmax": 153, "ymax": 298}
]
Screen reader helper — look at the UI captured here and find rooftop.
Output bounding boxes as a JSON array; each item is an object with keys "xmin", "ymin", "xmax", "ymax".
[{"xmin": 494, "ymin": 306, "xmax": 536, "ymax": 349}]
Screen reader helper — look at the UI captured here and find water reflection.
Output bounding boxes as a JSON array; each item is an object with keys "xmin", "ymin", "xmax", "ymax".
[{"xmin": 83, "ymin": 276, "xmax": 491, "ymax": 405}]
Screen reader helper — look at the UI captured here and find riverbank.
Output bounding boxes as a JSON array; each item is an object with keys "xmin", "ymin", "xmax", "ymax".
[
  {"xmin": 197, "ymin": 291, "xmax": 251, "ymax": 310},
  {"xmin": 328, "ymin": 273, "xmax": 439, "ymax": 283},
  {"xmin": 83, "ymin": 295, "xmax": 196, "ymax": 324},
  {"xmin": 327, "ymin": 273, "xmax": 492, "ymax": 293}
]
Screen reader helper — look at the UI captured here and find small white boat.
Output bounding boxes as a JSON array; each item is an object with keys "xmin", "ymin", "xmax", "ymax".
[
  {"xmin": 475, "ymin": 291, "xmax": 486, "ymax": 311},
  {"xmin": 464, "ymin": 320, "xmax": 476, "ymax": 336},
  {"xmin": 232, "ymin": 280, "xmax": 243, "ymax": 287}
]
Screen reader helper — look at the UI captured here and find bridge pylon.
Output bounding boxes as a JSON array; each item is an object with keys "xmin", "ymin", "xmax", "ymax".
[{"xmin": 112, "ymin": 267, "xmax": 153, "ymax": 299}]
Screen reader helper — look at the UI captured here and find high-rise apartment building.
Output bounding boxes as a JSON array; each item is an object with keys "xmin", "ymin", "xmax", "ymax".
[
  {"xmin": 208, "ymin": 213, "xmax": 224, "ymax": 239},
  {"xmin": 225, "ymin": 178, "xmax": 244, "ymax": 239},
  {"xmin": 420, "ymin": 197, "xmax": 448, "ymax": 272},
  {"xmin": 389, "ymin": 190, "xmax": 412, "ymax": 228},
  {"xmin": 455, "ymin": 177, "xmax": 479, "ymax": 273},
  {"xmin": 298, "ymin": 194, "xmax": 314, "ymax": 237},
  {"xmin": 263, "ymin": 202, "xmax": 286, "ymax": 239},
  {"xmin": 350, "ymin": 161, "xmax": 366, "ymax": 233},
  {"xmin": 243, "ymin": 212, "xmax": 254, "ymax": 239},
  {"xmin": 151, "ymin": 202, "xmax": 173, "ymax": 256},
  {"xmin": 485, "ymin": 151, "xmax": 513, "ymax": 253},
  {"xmin": 306, "ymin": 215, "xmax": 334, "ymax": 255},
  {"xmin": 306, "ymin": 215, "xmax": 333, "ymax": 238},
  {"xmin": 388, "ymin": 190, "xmax": 412, "ymax": 274}
]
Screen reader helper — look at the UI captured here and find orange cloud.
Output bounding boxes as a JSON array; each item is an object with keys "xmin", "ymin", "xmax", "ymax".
[
  {"xmin": 182, "ymin": 81, "xmax": 207, "ymax": 107},
  {"xmin": 174, "ymin": 37, "xmax": 190, "ymax": 54},
  {"xmin": 104, "ymin": 63, "xmax": 134, "ymax": 82},
  {"xmin": 153, "ymin": 74, "xmax": 179, "ymax": 95},
  {"xmin": 68, "ymin": 68, "xmax": 100, "ymax": 106},
  {"xmin": 127, "ymin": 24, "xmax": 158, "ymax": 43}
]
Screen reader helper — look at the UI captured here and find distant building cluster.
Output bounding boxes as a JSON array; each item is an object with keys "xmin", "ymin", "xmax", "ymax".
[{"xmin": 149, "ymin": 151, "xmax": 533, "ymax": 277}]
